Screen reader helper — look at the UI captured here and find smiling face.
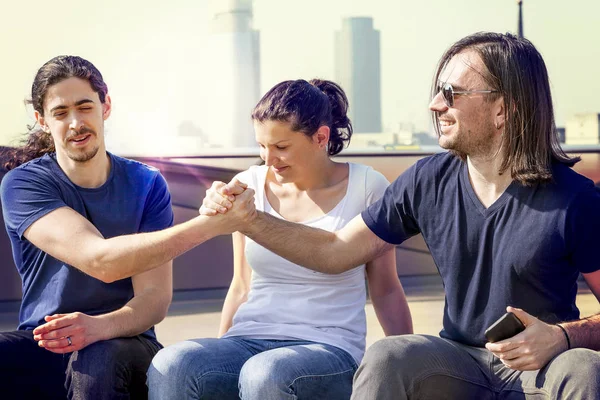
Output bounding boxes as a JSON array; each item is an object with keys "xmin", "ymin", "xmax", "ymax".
[
  {"xmin": 429, "ymin": 50, "xmax": 503, "ymax": 159},
  {"xmin": 254, "ymin": 119, "xmax": 327, "ymax": 184},
  {"xmin": 36, "ymin": 77, "xmax": 111, "ymax": 164}
]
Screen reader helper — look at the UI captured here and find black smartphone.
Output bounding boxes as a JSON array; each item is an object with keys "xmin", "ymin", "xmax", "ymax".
[{"xmin": 484, "ymin": 312, "xmax": 525, "ymax": 343}]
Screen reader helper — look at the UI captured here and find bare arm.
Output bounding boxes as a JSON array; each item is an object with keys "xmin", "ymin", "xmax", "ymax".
[
  {"xmin": 366, "ymin": 249, "xmax": 413, "ymax": 336},
  {"xmin": 241, "ymin": 211, "xmax": 393, "ymax": 274},
  {"xmin": 34, "ymin": 261, "xmax": 173, "ymax": 353},
  {"xmin": 96, "ymin": 261, "xmax": 173, "ymax": 338},
  {"xmin": 218, "ymin": 232, "xmax": 252, "ymax": 336},
  {"xmin": 561, "ymin": 270, "xmax": 600, "ymax": 350},
  {"xmin": 24, "ymin": 187, "xmax": 255, "ymax": 283}
]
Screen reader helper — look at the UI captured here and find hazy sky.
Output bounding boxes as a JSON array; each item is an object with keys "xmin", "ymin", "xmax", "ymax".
[{"xmin": 1, "ymin": 0, "xmax": 599, "ymax": 151}]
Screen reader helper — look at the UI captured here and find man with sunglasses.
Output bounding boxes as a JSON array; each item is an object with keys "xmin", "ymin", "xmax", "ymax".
[{"xmin": 201, "ymin": 31, "xmax": 600, "ymax": 399}]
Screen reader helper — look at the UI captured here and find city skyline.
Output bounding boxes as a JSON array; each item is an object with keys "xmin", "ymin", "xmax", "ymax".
[{"xmin": 1, "ymin": 0, "xmax": 599, "ymax": 154}]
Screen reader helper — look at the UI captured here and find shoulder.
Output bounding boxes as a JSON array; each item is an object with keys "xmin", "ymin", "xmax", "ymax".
[
  {"xmin": 109, "ymin": 153, "xmax": 162, "ymax": 179},
  {"xmin": 349, "ymin": 163, "xmax": 389, "ymax": 194},
  {"xmin": 1, "ymin": 155, "xmax": 56, "ymax": 194},
  {"xmin": 389, "ymin": 151, "xmax": 459, "ymax": 190}
]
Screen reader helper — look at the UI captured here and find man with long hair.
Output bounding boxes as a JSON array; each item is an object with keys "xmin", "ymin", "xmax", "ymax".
[
  {"xmin": 0, "ymin": 56, "xmax": 254, "ymax": 398},
  {"xmin": 202, "ymin": 32, "xmax": 600, "ymax": 399}
]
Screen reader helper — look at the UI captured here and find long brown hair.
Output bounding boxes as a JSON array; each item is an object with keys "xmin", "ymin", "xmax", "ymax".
[
  {"xmin": 432, "ymin": 32, "xmax": 578, "ymax": 185},
  {"xmin": 3, "ymin": 56, "xmax": 108, "ymax": 171}
]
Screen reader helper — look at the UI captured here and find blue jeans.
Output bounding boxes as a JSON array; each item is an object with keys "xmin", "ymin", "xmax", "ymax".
[
  {"xmin": 147, "ymin": 337, "xmax": 358, "ymax": 400},
  {"xmin": 0, "ymin": 329, "xmax": 161, "ymax": 400},
  {"xmin": 352, "ymin": 334, "xmax": 600, "ymax": 399}
]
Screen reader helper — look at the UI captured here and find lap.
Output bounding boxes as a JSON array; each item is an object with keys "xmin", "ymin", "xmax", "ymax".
[
  {"xmin": 70, "ymin": 335, "xmax": 161, "ymax": 375},
  {"xmin": 241, "ymin": 340, "xmax": 357, "ymax": 379},
  {"xmin": 0, "ymin": 330, "xmax": 68, "ymax": 399}
]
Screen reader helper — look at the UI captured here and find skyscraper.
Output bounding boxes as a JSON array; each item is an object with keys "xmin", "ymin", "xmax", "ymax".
[
  {"xmin": 335, "ymin": 17, "xmax": 382, "ymax": 133},
  {"xmin": 205, "ymin": 0, "xmax": 260, "ymax": 148}
]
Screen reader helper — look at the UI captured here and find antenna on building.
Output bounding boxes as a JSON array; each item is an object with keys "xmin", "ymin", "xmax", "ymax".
[{"xmin": 517, "ymin": 0, "xmax": 524, "ymax": 38}]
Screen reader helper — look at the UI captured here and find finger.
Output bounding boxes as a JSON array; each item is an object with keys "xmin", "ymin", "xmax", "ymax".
[
  {"xmin": 486, "ymin": 339, "xmax": 520, "ymax": 353},
  {"xmin": 506, "ymin": 306, "xmax": 534, "ymax": 326},
  {"xmin": 38, "ymin": 337, "xmax": 72, "ymax": 349},
  {"xmin": 236, "ymin": 187, "xmax": 255, "ymax": 202},
  {"xmin": 207, "ymin": 190, "xmax": 233, "ymax": 209},
  {"xmin": 35, "ymin": 326, "xmax": 77, "ymax": 341},
  {"xmin": 221, "ymin": 179, "xmax": 247, "ymax": 196},
  {"xmin": 33, "ymin": 317, "xmax": 73, "ymax": 335},
  {"xmin": 44, "ymin": 314, "xmax": 68, "ymax": 322},
  {"xmin": 199, "ymin": 206, "xmax": 218, "ymax": 216},
  {"xmin": 203, "ymin": 198, "xmax": 229, "ymax": 214}
]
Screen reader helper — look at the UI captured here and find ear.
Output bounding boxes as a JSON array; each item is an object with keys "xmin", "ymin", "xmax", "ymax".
[
  {"xmin": 35, "ymin": 111, "xmax": 49, "ymax": 133},
  {"xmin": 493, "ymin": 96, "xmax": 506, "ymax": 131},
  {"xmin": 313, "ymin": 125, "xmax": 330, "ymax": 149},
  {"xmin": 102, "ymin": 94, "xmax": 112, "ymax": 120}
]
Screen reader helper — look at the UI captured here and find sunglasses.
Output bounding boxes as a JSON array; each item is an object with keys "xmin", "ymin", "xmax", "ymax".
[{"xmin": 436, "ymin": 82, "xmax": 498, "ymax": 107}]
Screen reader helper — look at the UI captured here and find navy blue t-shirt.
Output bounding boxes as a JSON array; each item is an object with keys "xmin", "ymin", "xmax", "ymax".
[
  {"xmin": 362, "ymin": 152, "xmax": 600, "ymax": 347},
  {"xmin": 0, "ymin": 152, "xmax": 174, "ymax": 340}
]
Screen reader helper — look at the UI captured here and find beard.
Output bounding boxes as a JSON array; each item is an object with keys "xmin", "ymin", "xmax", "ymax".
[
  {"xmin": 439, "ymin": 120, "xmax": 496, "ymax": 160},
  {"xmin": 67, "ymin": 144, "xmax": 100, "ymax": 163},
  {"xmin": 64, "ymin": 126, "xmax": 101, "ymax": 163}
]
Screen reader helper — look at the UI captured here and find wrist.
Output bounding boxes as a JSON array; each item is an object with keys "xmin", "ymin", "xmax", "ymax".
[
  {"xmin": 555, "ymin": 323, "xmax": 571, "ymax": 351},
  {"xmin": 240, "ymin": 210, "xmax": 261, "ymax": 236}
]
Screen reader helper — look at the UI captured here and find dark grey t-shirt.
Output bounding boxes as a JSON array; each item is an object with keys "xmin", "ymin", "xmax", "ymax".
[{"xmin": 362, "ymin": 152, "xmax": 600, "ymax": 347}]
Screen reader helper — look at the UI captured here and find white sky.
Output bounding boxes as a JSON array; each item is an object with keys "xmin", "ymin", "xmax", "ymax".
[{"xmin": 1, "ymin": 0, "xmax": 598, "ymax": 151}]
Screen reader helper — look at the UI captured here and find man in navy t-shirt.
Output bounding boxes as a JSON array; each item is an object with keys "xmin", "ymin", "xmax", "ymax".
[
  {"xmin": 0, "ymin": 56, "xmax": 254, "ymax": 399},
  {"xmin": 203, "ymin": 32, "xmax": 600, "ymax": 399}
]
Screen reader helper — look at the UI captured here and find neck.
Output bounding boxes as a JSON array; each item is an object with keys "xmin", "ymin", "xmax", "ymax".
[
  {"xmin": 466, "ymin": 147, "xmax": 513, "ymax": 208},
  {"xmin": 288, "ymin": 157, "xmax": 343, "ymax": 192},
  {"xmin": 55, "ymin": 147, "xmax": 111, "ymax": 189}
]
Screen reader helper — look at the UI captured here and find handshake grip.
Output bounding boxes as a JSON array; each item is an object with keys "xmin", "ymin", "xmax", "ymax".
[{"xmin": 199, "ymin": 179, "xmax": 256, "ymax": 231}]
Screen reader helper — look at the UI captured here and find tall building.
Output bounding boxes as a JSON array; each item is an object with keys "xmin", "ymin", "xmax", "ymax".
[
  {"xmin": 335, "ymin": 17, "xmax": 382, "ymax": 133},
  {"xmin": 565, "ymin": 113, "xmax": 600, "ymax": 145},
  {"xmin": 205, "ymin": 0, "xmax": 260, "ymax": 148}
]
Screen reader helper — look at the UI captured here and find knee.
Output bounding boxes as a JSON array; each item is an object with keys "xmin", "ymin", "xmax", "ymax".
[
  {"xmin": 360, "ymin": 335, "xmax": 423, "ymax": 376},
  {"xmin": 239, "ymin": 356, "xmax": 289, "ymax": 398},
  {"xmin": 148, "ymin": 343, "xmax": 197, "ymax": 386},
  {"xmin": 554, "ymin": 348, "xmax": 600, "ymax": 381},
  {"xmin": 70, "ymin": 339, "xmax": 131, "ymax": 376}
]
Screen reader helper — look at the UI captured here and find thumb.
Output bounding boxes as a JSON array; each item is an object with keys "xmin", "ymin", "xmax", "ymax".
[
  {"xmin": 45, "ymin": 314, "xmax": 68, "ymax": 321},
  {"xmin": 506, "ymin": 306, "xmax": 534, "ymax": 327}
]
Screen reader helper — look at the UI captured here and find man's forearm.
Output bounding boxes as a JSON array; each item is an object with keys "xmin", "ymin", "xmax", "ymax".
[
  {"xmin": 94, "ymin": 287, "xmax": 171, "ymax": 341},
  {"xmin": 562, "ymin": 313, "xmax": 600, "ymax": 350},
  {"xmin": 90, "ymin": 215, "xmax": 228, "ymax": 282},
  {"xmin": 242, "ymin": 211, "xmax": 382, "ymax": 274}
]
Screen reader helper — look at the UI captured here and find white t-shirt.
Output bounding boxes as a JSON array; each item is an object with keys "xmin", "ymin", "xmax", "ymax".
[{"xmin": 222, "ymin": 162, "xmax": 390, "ymax": 363}]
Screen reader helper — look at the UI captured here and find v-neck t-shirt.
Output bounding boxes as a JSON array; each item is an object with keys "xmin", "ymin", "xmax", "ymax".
[{"xmin": 363, "ymin": 151, "xmax": 600, "ymax": 347}]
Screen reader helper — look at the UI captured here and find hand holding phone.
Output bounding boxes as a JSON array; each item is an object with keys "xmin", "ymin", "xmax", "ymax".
[{"xmin": 484, "ymin": 312, "xmax": 525, "ymax": 343}]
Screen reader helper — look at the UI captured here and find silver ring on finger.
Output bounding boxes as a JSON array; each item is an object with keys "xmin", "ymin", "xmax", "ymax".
[{"xmin": 67, "ymin": 336, "xmax": 72, "ymax": 346}]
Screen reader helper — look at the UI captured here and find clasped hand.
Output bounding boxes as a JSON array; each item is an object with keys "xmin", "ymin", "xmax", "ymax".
[
  {"xmin": 485, "ymin": 306, "xmax": 569, "ymax": 371},
  {"xmin": 199, "ymin": 178, "xmax": 256, "ymax": 232},
  {"xmin": 33, "ymin": 312, "xmax": 102, "ymax": 354}
]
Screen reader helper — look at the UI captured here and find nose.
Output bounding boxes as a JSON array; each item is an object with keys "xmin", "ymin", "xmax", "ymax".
[
  {"xmin": 261, "ymin": 147, "xmax": 276, "ymax": 166},
  {"xmin": 68, "ymin": 114, "xmax": 83, "ymax": 132},
  {"xmin": 429, "ymin": 91, "xmax": 448, "ymax": 113}
]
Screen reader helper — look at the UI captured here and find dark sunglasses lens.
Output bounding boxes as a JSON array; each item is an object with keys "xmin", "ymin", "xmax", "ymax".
[{"xmin": 442, "ymin": 84, "xmax": 453, "ymax": 106}]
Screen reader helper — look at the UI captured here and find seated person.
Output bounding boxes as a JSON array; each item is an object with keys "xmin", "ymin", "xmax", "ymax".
[
  {"xmin": 0, "ymin": 55, "xmax": 254, "ymax": 399},
  {"xmin": 147, "ymin": 79, "xmax": 413, "ymax": 400}
]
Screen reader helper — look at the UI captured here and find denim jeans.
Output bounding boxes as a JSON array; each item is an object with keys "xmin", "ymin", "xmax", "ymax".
[
  {"xmin": 147, "ymin": 337, "xmax": 358, "ymax": 400},
  {"xmin": 351, "ymin": 334, "xmax": 600, "ymax": 400},
  {"xmin": 0, "ymin": 329, "xmax": 161, "ymax": 400}
]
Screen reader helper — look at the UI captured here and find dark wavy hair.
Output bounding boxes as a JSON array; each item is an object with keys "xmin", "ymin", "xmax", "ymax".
[
  {"xmin": 431, "ymin": 32, "xmax": 578, "ymax": 185},
  {"xmin": 3, "ymin": 56, "xmax": 108, "ymax": 171},
  {"xmin": 251, "ymin": 79, "xmax": 352, "ymax": 156}
]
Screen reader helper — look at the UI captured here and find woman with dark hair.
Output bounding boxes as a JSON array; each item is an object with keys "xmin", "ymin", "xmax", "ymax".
[{"xmin": 148, "ymin": 79, "xmax": 413, "ymax": 400}]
